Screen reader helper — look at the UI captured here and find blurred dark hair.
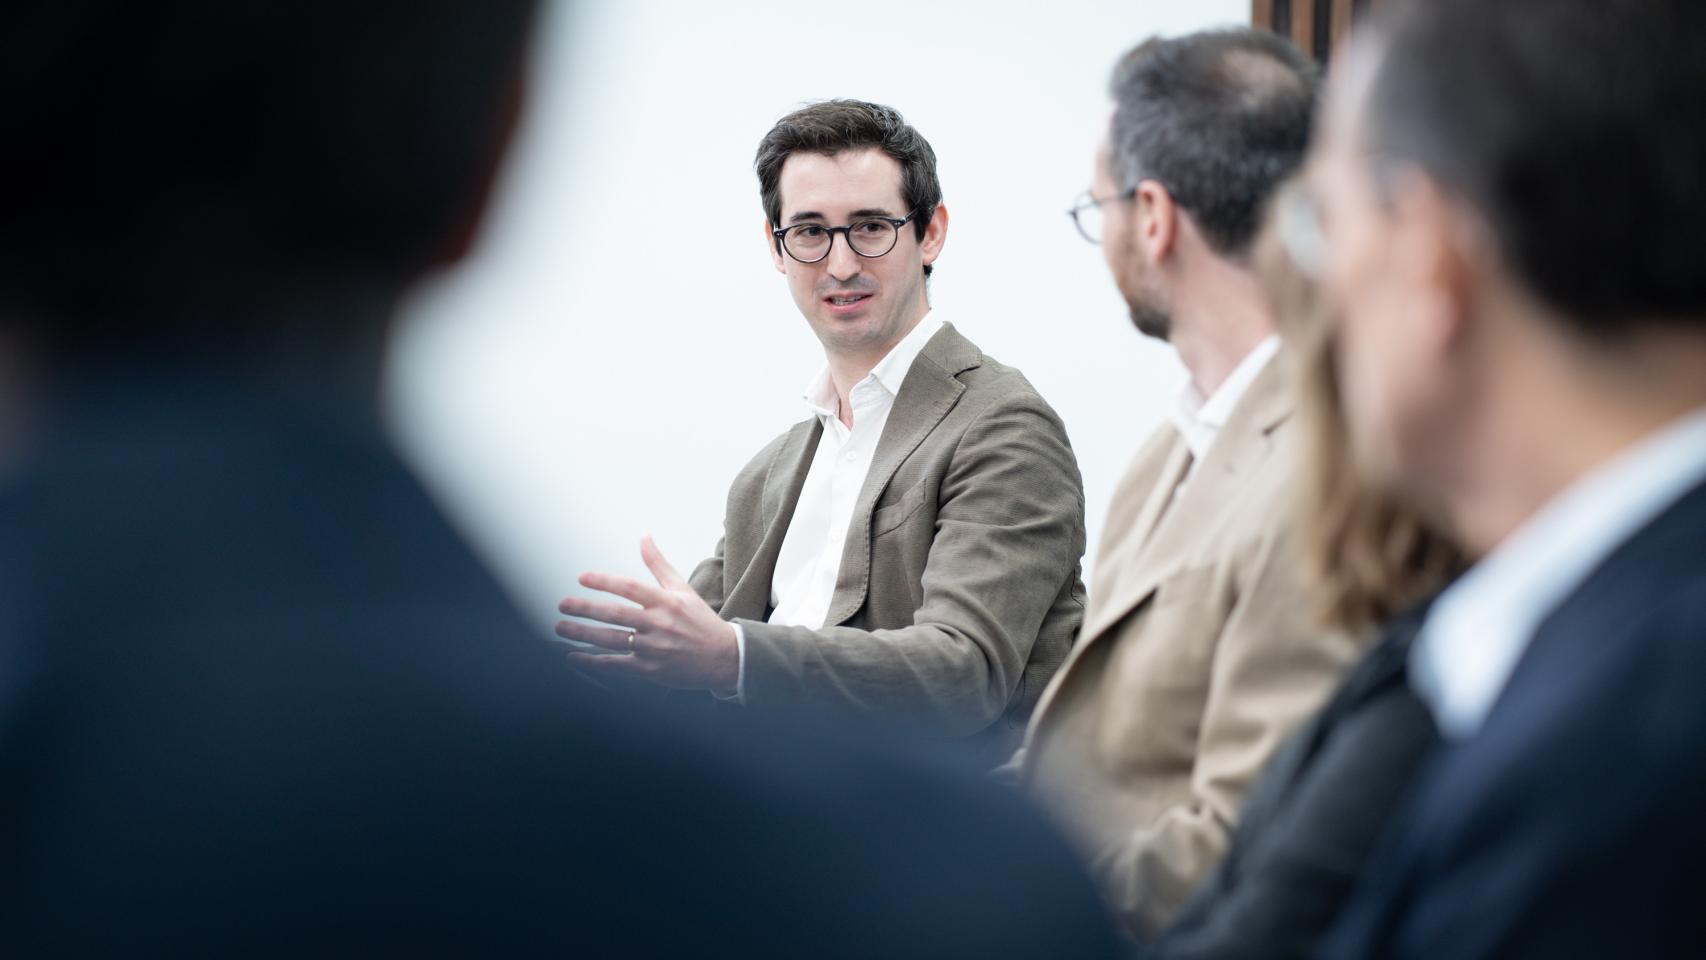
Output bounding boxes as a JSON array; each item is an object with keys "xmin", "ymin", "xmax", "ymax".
[
  {"xmin": 1363, "ymin": 0, "xmax": 1706, "ymax": 330},
  {"xmin": 1108, "ymin": 29, "xmax": 1317, "ymax": 259},
  {"xmin": 2, "ymin": 1, "xmax": 538, "ymax": 349},
  {"xmin": 754, "ymin": 99, "xmax": 942, "ymax": 278}
]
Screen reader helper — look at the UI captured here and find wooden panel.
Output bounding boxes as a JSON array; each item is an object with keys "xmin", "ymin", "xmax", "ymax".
[
  {"xmin": 1331, "ymin": 0, "xmax": 1355, "ymax": 48},
  {"xmin": 1258, "ymin": 0, "xmax": 1369, "ymax": 64},
  {"xmin": 1253, "ymin": 0, "xmax": 1277, "ymax": 29},
  {"xmin": 1289, "ymin": 0, "xmax": 1315, "ymax": 55}
]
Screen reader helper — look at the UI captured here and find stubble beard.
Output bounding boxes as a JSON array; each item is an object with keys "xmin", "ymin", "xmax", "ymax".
[
  {"xmin": 1113, "ymin": 239, "xmax": 1171, "ymax": 341},
  {"xmin": 1129, "ymin": 300, "xmax": 1172, "ymax": 341}
]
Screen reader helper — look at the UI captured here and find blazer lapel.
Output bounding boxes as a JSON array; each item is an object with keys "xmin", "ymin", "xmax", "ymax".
[
  {"xmin": 1128, "ymin": 439, "xmax": 1194, "ymax": 558},
  {"xmin": 822, "ymin": 323, "xmax": 980, "ymax": 627},
  {"xmin": 1080, "ymin": 357, "xmax": 1294, "ymax": 651},
  {"xmin": 1138, "ymin": 359, "xmax": 1292, "ymax": 576},
  {"xmin": 1271, "ymin": 614, "xmax": 1422, "ymax": 802},
  {"xmin": 722, "ymin": 417, "xmax": 821, "ymax": 620}
]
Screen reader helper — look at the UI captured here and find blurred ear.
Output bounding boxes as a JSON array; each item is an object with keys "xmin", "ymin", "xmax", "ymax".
[
  {"xmin": 1133, "ymin": 179, "xmax": 1178, "ymax": 267},
  {"xmin": 1387, "ymin": 172, "xmax": 1483, "ymax": 356},
  {"xmin": 920, "ymin": 202, "xmax": 948, "ymax": 268},
  {"xmin": 765, "ymin": 220, "xmax": 786, "ymax": 274}
]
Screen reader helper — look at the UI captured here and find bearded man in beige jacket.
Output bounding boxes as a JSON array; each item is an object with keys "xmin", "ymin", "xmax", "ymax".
[{"xmin": 1009, "ymin": 30, "xmax": 1366, "ymax": 936}]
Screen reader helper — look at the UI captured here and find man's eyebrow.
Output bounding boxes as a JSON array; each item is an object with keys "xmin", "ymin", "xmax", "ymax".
[{"xmin": 785, "ymin": 207, "xmax": 900, "ymax": 225}]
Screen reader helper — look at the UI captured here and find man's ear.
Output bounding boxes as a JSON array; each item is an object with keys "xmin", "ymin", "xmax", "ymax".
[
  {"xmin": 1133, "ymin": 179, "xmax": 1177, "ymax": 267},
  {"xmin": 920, "ymin": 202, "xmax": 949, "ymax": 268},
  {"xmin": 1389, "ymin": 172, "xmax": 1482, "ymax": 356},
  {"xmin": 765, "ymin": 220, "xmax": 786, "ymax": 274}
]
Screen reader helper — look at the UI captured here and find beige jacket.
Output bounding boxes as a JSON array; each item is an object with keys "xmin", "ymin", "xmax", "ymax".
[
  {"xmin": 1010, "ymin": 357, "xmax": 1364, "ymax": 936},
  {"xmin": 689, "ymin": 323, "xmax": 1087, "ymax": 761}
]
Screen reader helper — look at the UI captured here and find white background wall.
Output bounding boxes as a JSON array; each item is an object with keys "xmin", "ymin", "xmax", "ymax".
[{"xmin": 387, "ymin": 0, "xmax": 1250, "ymax": 632}]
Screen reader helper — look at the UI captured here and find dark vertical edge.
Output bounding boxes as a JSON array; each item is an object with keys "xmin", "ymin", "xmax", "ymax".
[
  {"xmin": 1312, "ymin": 0, "xmax": 1332, "ymax": 60},
  {"xmin": 1274, "ymin": 0, "xmax": 1293, "ymax": 39}
]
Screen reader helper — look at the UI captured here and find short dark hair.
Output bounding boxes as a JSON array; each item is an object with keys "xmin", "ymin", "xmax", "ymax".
[
  {"xmin": 754, "ymin": 99, "xmax": 942, "ymax": 277},
  {"xmin": 1108, "ymin": 29, "xmax": 1317, "ymax": 258},
  {"xmin": 3, "ymin": 1, "xmax": 538, "ymax": 346},
  {"xmin": 1363, "ymin": 0, "xmax": 1706, "ymax": 332}
]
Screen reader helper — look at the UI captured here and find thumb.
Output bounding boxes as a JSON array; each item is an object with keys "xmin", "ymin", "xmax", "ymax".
[{"xmin": 640, "ymin": 535, "xmax": 688, "ymax": 589}]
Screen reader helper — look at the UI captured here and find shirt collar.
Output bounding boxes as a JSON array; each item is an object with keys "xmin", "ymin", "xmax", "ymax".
[
  {"xmin": 801, "ymin": 310, "xmax": 943, "ymax": 419},
  {"xmin": 1167, "ymin": 335, "xmax": 1280, "ymax": 462},
  {"xmin": 1412, "ymin": 403, "xmax": 1706, "ymax": 740}
]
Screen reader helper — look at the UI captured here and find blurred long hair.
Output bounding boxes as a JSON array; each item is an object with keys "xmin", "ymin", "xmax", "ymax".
[{"xmin": 1258, "ymin": 182, "xmax": 1468, "ymax": 636}]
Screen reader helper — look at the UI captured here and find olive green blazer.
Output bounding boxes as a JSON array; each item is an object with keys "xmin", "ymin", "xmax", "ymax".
[{"xmin": 689, "ymin": 323, "xmax": 1087, "ymax": 761}]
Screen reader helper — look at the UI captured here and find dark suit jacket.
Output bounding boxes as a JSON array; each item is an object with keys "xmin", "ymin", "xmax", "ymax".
[
  {"xmin": 691, "ymin": 323, "xmax": 1087, "ymax": 762},
  {"xmin": 1321, "ymin": 476, "xmax": 1706, "ymax": 958},
  {"xmin": 0, "ymin": 361, "xmax": 1122, "ymax": 957},
  {"xmin": 1141, "ymin": 604, "xmax": 1438, "ymax": 959}
]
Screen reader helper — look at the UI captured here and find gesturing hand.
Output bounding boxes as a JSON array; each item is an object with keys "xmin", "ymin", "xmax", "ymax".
[{"xmin": 556, "ymin": 535, "xmax": 740, "ymax": 696}]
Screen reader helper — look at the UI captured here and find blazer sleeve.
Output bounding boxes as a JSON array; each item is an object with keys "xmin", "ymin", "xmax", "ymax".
[
  {"xmin": 733, "ymin": 393, "xmax": 1086, "ymax": 738},
  {"xmin": 687, "ymin": 428, "xmax": 785, "ymax": 617},
  {"xmin": 1093, "ymin": 525, "xmax": 1364, "ymax": 937},
  {"xmin": 688, "ymin": 536, "xmax": 728, "ymax": 614}
]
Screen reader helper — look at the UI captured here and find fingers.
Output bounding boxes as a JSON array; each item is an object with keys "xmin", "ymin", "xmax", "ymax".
[
  {"xmin": 578, "ymin": 571, "xmax": 670, "ymax": 609},
  {"xmin": 640, "ymin": 535, "xmax": 689, "ymax": 590},
  {"xmin": 556, "ymin": 595, "xmax": 649, "ymax": 630},
  {"xmin": 567, "ymin": 651, "xmax": 652, "ymax": 677},
  {"xmin": 554, "ymin": 618, "xmax": 635, "ymax": 652}
]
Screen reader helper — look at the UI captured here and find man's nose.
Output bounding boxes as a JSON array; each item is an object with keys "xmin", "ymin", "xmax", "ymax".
[{"xmin": 825, "ymin": 232, "xmax": 863, "ymax": 282}]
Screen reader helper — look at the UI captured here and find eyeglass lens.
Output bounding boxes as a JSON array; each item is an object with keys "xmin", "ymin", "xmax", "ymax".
[
  {"xmin": 1072, "ymin": 197, "xmax": 1105, "ymax": 244},
  {"xmin": 784, "ymin": 220, "xmax": 899, "ymax": 262}
]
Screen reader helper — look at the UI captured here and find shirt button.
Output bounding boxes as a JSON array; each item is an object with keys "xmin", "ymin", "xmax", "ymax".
[{"xmin": 844, "ymin": 451, "xmax": 858, "ymax": 462}]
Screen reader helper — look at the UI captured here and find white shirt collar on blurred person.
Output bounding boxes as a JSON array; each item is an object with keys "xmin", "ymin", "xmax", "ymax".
[
  {"xmin": 1411, "ymin": 404, "xmax": 1706, "ymax": 740},
  {"xmin": 1168, "ymin": 334, "xmax": 1280, "ymax": 466}
]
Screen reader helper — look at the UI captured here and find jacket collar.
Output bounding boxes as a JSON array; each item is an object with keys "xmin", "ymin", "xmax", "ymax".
[
  {"xmin": 1027, "ymin": 354, "xmax": 1294, "ymax": 730},
  {"xmin": 823, "ymin": 322, "xmax": 981, "ymax": 625},
  {"xmin": 723, "ymin": 322, "xmax": 983, "ymax": 624}
]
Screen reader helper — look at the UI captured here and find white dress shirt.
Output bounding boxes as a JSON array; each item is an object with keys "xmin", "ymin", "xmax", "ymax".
[
  {"xmin": 722, "ymin": 311, "xmax": 944, "ymax": 700},
  {"xmin": 1411, "ymin": 404, "xmax": 1706, "ymax": 740},
  {"xmin": 1167, "ymin": 335, "xmax": 1280, "ymax": 482}
]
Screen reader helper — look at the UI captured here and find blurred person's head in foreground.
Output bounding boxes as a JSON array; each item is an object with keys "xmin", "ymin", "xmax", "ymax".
[
  {"xmin": 1, "ymin": 1, "xmax": 535, "ymax": 378},
  {"xmin": 1082, "ymin": 28, "xmax": 1315, "ymax": 357},
  {"xmin": 1307, "ymin": 0, "xmax": 1706, "ymax": 552},
  {"xmin": 0, "ymin": 5, "xmax": 1128, "ymax": 955},
  {"xmin": 1259, "ymin": 181, "xmax": 1467, "ymax": 636}
]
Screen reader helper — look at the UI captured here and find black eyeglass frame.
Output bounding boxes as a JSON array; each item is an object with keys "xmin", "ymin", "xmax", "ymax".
[
  {"xmin": 1066, "ymin": 187, "xmax": 1137, "ymax": 245},
  {"xmin": 771, "ymin": 212, "xmax": 918, "ymax": 264}
]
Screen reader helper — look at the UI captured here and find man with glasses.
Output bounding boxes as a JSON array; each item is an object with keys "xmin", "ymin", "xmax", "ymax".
[
  {"xmin": 1000, "ymin": 30, "xmax": 1364, "ymax": 937},
  {"xmin": 558, "ymin": 99, "xmax": 1087, "ymax": 762}
]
